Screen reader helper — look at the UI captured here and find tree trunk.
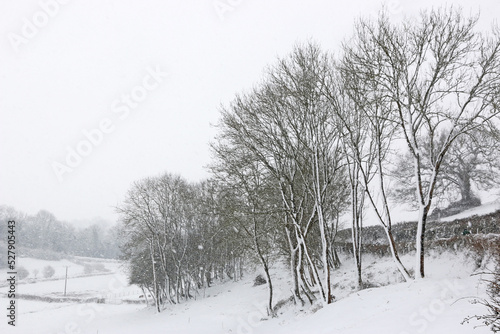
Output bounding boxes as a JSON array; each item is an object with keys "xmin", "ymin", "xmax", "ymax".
[
  {"xmin": 351, "ymin": 178, "xmax": 363, "ymax": 290},
  {"xmin": 263, "ymin": 262, "xmax": 274, "ymax": 317},
  {"xmin": 384, "ymin": 227, "xmax": 411, "ymax": 281},
  {"xmin": 317, "ymin": 203, "xmax": 332, "ymax": 303},
  {"xmin": 141, "ymin": 286, "xmax": 150, "ymax": 306},
  {"xmin": 313, "ymin": 146, "xmax": 333, "ymax": 303},
  {"xmin": 285, "ymin": 224, "xmax": 303, "ymax": 306},
  {"xmin": 330, "ymin": 247, "xmax": 341, "ymax": 269},
  {"xmin": 459, "ymin": 171, "xmax": 472, "ymax": 202},
  {"xmin": 252, "ymin": 207, "xmax": 275, "ymax": 317},
  {"xmin": 149, "ymin": 241, "xmax": 161, "ymax": 313},
  {"xmin": 239, "ymin": 257, "xmax": 243, "ymax": 280},
  {"xmin": 175, "ymin": 262, "xmax": 182, "ymax": 304},
  {"xmin": 299, "ymin": 265, "xmax": 315, "ymax": 304},
  {"xmin": 297, "ymin": 229, "xmax": 325, "ymax": 302},
  {"xmin": 415, "ymin": 204, "xmax": 430, "ymax": 279}
]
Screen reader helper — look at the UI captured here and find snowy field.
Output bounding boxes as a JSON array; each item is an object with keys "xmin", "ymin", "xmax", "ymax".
[
  {"xmin": 2, "ymin": 202, "xmax": 499, "ymax": 334},
  {"xmin": 440, "ymin": 199, "xmax": 500, "ymax": 222},
  {"xmin": 0, "ymin": 249, "xmax": 494, "ymax": 334}
]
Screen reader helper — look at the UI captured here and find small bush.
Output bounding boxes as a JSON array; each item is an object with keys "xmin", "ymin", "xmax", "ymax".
[
  {"xmin": 43, "ymin": 265, "xmax": 55, "ymax": 278},
  {"xmin": 274, "ymin": 296, "xmax": 294, "ymax": 311},
  {"xmin": 92, "ymin": 262, "xmax": 107, "ymax": 272},
  {"xmin": 83, "ymin": 263, "xmax": 94, "ymax": 275},
  {"xmin": 463, "ymin": 244, "xmax": 500, "ymax": 332},
  {"xmin": 83, "ymin": 262, "xmax": 108, "ymax": 275},
  {"xmin": 17, "ymin": 266, "xmax": 29, "ymax": 280},
  {"xmin": 484, "ymin": 270, "xmax": 500, "ymax": 332},
  {"xmin": 253, "ymin": 274, "xmax": 266, "ymax": 286}
]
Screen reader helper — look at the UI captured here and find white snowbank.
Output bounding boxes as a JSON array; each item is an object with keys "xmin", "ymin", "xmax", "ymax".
[{"xmin": 0, "ymin": 249, "xmax": 494, "ymax": 334}]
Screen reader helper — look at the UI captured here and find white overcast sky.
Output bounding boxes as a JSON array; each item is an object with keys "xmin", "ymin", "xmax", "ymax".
[{"xmin": 1, "ymin": 0, "xmax": 498, "ymax": 225}]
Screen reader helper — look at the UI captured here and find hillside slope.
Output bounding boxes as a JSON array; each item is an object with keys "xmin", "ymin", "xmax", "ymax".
[{"xmin": 0, "ymin": 249, "xmax": 494, "ymax": 334}]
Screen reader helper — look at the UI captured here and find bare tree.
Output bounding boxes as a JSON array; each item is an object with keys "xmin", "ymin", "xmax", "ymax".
[
  {"xmin": 217, "ymin": 84, "xmax": 317, "ymax": 305},
  {"xmin": 216, "ymin": 43, "xmax": 348, "ymax": 305},
  {"xmin": 117, "ymin": 173, "xmax": 242, "ymax": 312},
  {"xmin": 392, "ymin": 127, "xmax": 500, "ymax": 215},
  {"xmin": 339, "ymin": 8, "xmax": 500, "ymax": 278},
  {"xmin": 266, "ymin": 43, "xmax": 348, "ymax": 304},
  {"xmin": 210, "ymin": 141, "xmax": 280, "ymax": 316},
  {"xmin": 331, "ymin": 46, "xmax": 411, "ymax": 282},
  {"xmin": 326, "ymin": 68, "xmax": 371, "ymax": 288}
]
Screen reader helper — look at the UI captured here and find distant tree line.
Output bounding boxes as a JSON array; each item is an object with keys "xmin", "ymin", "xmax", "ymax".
[
  {"xmin": 117, "ymin": 175, "xmax": 244, "ymax": 312},
  {"xmin": 0, "ymin": 205, "xmax": 120, "ymax": 262},
  {"xmin": 118, "ymin": 7, "xmax": 500, "ymax": 315}
]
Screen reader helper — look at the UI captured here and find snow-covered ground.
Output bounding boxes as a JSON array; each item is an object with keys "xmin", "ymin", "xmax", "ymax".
[
  {"xmin": 0, "ymin": 248, "xmax": 494, "ymax": 334},
  {"xmin": 367, "ymin": 194, "xmax": 500, "ymax": 226},
  {"xmin": 2, "ymin": 201, "xmax": 498, "ymax": 333},
  {"xmin": 440, "ymin": 199, "xmax": 500, "ymax": 222},
  {"xmin": 0, "ymin": 256, "xmax": 123, "ymax": 283}
]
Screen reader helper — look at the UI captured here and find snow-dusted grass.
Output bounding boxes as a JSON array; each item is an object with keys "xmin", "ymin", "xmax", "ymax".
[{"xmin": 0, "ymin": 249, "xmax": 493, "ymax": 334}]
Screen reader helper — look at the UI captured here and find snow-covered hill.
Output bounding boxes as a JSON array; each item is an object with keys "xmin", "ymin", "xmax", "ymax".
[
  {"xmin": 0, "ymin": 248, "xmax": 494, "ymax": 334},
  {"xmin": 1, "ymin": 201, "xmax": 498, "ymax": 333},
  {"xmin": 440, "ymin": 200, "xmax": 500, "ymax": 222}
]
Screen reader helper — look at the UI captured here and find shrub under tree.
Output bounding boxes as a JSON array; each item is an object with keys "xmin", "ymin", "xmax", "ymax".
[
  {"xmin": 43, "ymin": 265, "xmax": 55, "ymax": 278},
  {"xmin": 17, "ymin": 266, "xmax": 29, "ymax": 280},
  {"xmin": 463, "ymin": 245, "xmax": 500, "ymax": 332}
]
